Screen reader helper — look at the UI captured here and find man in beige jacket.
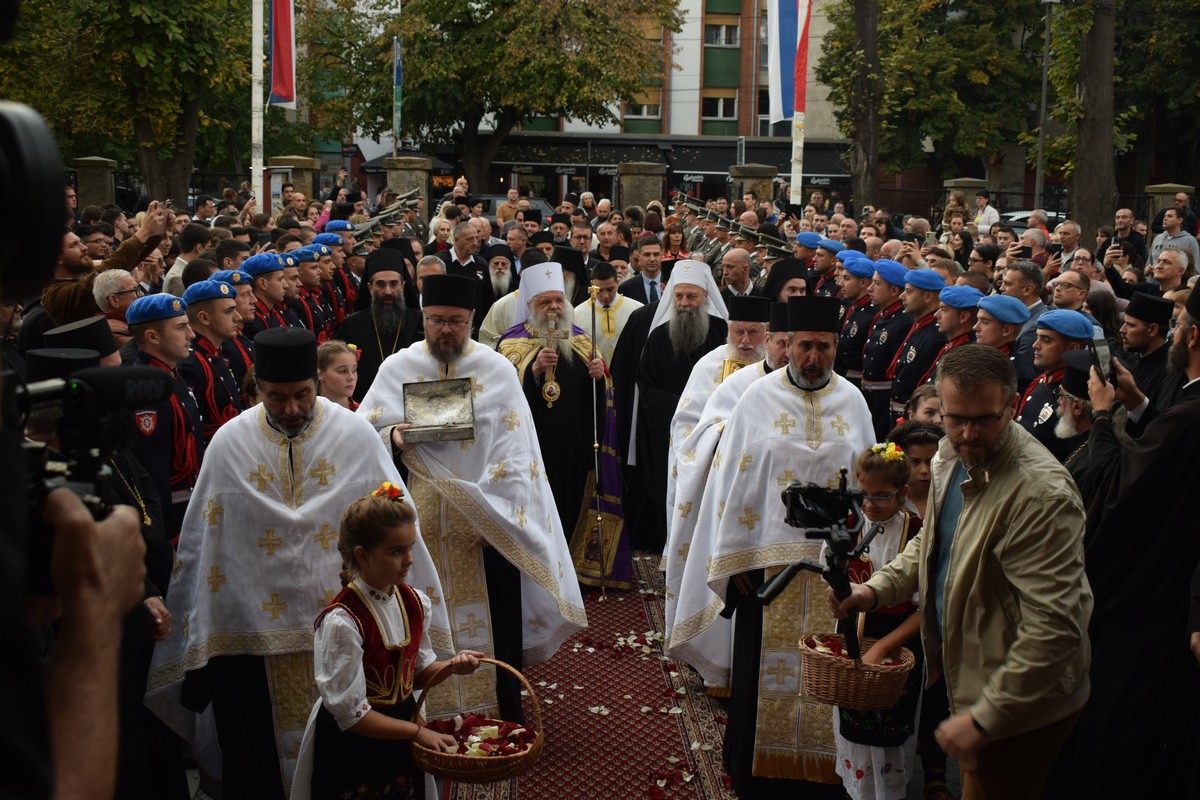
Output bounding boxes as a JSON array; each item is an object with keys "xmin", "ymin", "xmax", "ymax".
[{"xmin": 832, "ymin": 344, "xmax": 1093, "ymax": 800}]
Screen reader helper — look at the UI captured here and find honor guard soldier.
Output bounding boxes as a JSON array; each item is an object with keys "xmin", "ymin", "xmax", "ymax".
[
  {"xmin": 1015, "ymin": 308, "xmax": 1093, "ymax": 462},
  {"xmin": 242, "ymin": 253, "xmax": 290, "ymax": 338},
  {"xmin": 835, "ymin": 254, "xmax": 877, "ymax": 383},
  {"xmin": 860, "ymin": 259, "xmax": 913, "ymax": 439},
  {"xmin": 312, "ymin": 232, "xmax": 352, "ymax": 324},
  {"xmin": 922, "ymin": 285, "xmax": 983, "ymax": 384},
  {"xmin": 212, "ymin": 269, "xmax": 256, "ymax": 389},
  {"xmin": 973, "ymin": 294, "xmax": 1034, "ymax": 395},
  {"xmin": 125, "ymin": 293, "xmax": 204, "ymax": 539},
  {"xmin": 810, "ymin": 238, "xmax": 843, "ymax": 297},
  {"xmin": 887, "ymin": 268, "xmax": 946, "ymax": 420},
  {"xmin": 795, "ymin": 231, "xmax": 821, "ymax": 269},
  {"xmin": 290, "ymin": 246, "xmax": 333, "ymax": 341},
  {"xmin": 179, "ymin": 280, "xmax": 245, "ymax": 445}
]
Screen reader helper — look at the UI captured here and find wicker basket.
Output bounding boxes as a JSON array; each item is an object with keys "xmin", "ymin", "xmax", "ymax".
[
  {"xmin": 411, "ymin": 657, "xmax": 544, "ymax": 783},
  {"xmin": 799, "ymin": 634, "xmax": 915, "ymax": 711}
]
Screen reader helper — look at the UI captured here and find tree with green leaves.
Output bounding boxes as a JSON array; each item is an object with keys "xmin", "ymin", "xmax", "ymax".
[
  {"xmin": 298, "ymin": 0, "xmax": 682, "ymax": 192},
  {"xmin": 0, "ymin": 0, "xmax": 248, "ymax": 203},
  {"xmin": 819, "ymin": 0, "xmax": 1043, "ymax": 199}
]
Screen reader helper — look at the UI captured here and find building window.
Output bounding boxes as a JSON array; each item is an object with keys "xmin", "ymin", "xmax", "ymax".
[
  {"xmin": 624, "ymin": 102, "xmax": 662, "ymax": 119},
  {"xmin": 759, "ymin": 17, "xmax": 769, "ymax": 66},
  {"xmin": 704, "ymin": 24, "xmax": 739, "ymax": 47},
  {"xmin": 702, "ymin": 96, "xmax": 737, "ymax": 119}
]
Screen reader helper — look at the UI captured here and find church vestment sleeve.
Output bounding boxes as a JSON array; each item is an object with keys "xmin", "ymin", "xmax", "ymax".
[{"xmin": 314, "ymin": 609, "xmax": 373, "ymax": 731}]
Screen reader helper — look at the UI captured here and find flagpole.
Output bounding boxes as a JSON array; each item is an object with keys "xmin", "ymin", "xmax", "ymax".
[
  {"xmin": 251, "ymin": 0, "xmax": 265, "ymax": 211},
  {"xmin": 791, "ymin": 111, "xmax": 805, "ymax": 197}
]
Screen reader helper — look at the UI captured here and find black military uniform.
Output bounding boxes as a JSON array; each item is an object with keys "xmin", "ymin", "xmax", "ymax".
[
  {"xmin": 921, "ymin": 331, "xmax": 975, "ymax": 385},
  {"xmin": 861, "ymin": 301, "xmax": 912, "ymax": 441},
  {"xmin": 243, "ymin": 298, "xmax": 287, "ymax": 340},
  {"xmin": 1015, "ymin": 365, "xmax": 1074, "ymax": 461},
  {"xmin": 127, "ymin": 350, "xmax": 204, "ymax": 538},
  {"xmin": 179, "ymin": 335, "xmax": 244, "ymax": 446},
  {"xmin": 997, "ymin": 340, "xmax": 1037, "ymax": 397},
  {"xmin": 291, "ymin": 287, "xmax": 332, "ymax": 341},
  {"xmin": 887, "ymin": 313, "xmax": 945, "ymax": 417},
  {"xmin": 835, "ymin": 295, "xmax": 875, "ymax": 383},
  {"xmin": 221, "ymin": 333, "xmax": 254, "ymax": 390}
]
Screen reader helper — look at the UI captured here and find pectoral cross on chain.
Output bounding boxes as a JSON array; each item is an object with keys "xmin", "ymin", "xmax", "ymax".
[{"xmin": 528, "ymin": 311, "xmax": 571, "ymax": 408}]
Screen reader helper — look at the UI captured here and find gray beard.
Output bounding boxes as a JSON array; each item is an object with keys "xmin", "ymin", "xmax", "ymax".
[
  {"xmin": 669, "ymin": 306, "xmax": 709, "ymax": 356},
  {"xmin": 527, "ymin": 307, "xmax": 576, "ymax": 363},
  {"xmin": 491, "ymin": 271, "xmax": 510, "ymax": 298},
  {"xmin": 1054, "ymin": 413, "xmax": 1079, "ymax": 439},
  {"xmin": 787, "ymin": 363, "xmax": 832, "ymax": 390},
  {"xmin": 372, "ymin": 293, "xmax": 405, "ymax": 336},
  {"xmin": 265, "ymin": 404, "xmax": 316, "ymax": 438},
  {"xmin": 727, "ymin": 340, "xmax": 766, "ymax": 363}
]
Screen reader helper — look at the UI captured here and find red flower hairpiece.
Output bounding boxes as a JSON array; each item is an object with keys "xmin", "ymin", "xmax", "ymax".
[{"xmin": 372, "ymin": 481, "xmax": 405, "ymax": 500}]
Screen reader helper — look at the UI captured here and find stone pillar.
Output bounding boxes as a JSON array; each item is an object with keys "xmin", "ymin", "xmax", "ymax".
[
  {"xmin": 74, "ymin": 157, "xmax": 116, "ymax": 209},
  {"xmin": 619, "ymin": 162, "xmax": 667, "ymax": 210},
  {"xmin": 729, "ymin": 163, "xmax": 777, "ymax": 206},
  {"xmin": 384, "ymin": 156, "xmax": 431, "ymax": 200},
  {"xmin": 1145, "ymin": 182, "xmax": 1194, "ymax": 223},
  {"xmin": 268, "ymin": 155, "xmax": 322, "ymax": 203}
]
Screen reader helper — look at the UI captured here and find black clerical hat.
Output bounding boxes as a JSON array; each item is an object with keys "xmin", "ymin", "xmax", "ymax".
[
  {"xmin": 529, "ymin": 231, "xmax": 555, "ymax": 247},
  {"xmin": 1126, "ymin": 291, "xmax": 1173, "ymax": 329},
  {"xmin": 421, "ymin": 274, "xmax": 475, "ymax": 311},
  {"xmin": 608, "ymin": 245, "xmax": 630, "ymax": 262},
  {"xmin": 363, "ymin": 249, "xmax": 407, "ymax": 283},
  {"xmin": 770, "ymin": 302, "xmax": 789, "ymax": 333},
  {"xmin": 379, "ymin": 236, "xmax": 416, "ymax": 266},
  {"xmin": 761, "ymin": 259, "xmax": 809, "ymax": 302},
  {"xmin": 488, "ymin": 244, "xmax": 514, "ymax": 263},
  {"xmin": 44, "ymin": 315, "xmax": 118, "ymax": 358},
  {"xmin": 254, "ymin": 328, "xmax": 318, "ymax": 382},
  {"xmin": 1061, "ymin": 350, "xmax": 1094, "ymax": 400},
  {"xmin": 25, "ymin": 348, "xmax": 100, "ymax": 383},
  {"xmin": 726, "ymin": 295, "xmax": 770, "ymax": 323},
  {"xmin": 787, "ymin": 295, "xmax": 841, "ymax": 333},
  {"xmin": 522, "ymin": 209, "xmax": 542, "ymax": 225}
]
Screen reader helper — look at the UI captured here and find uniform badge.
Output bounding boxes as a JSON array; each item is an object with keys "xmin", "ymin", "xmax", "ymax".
[
  {"xmin": 849, "ymin": 322, "xmax": 858, "ymax": 337},
  {"xmin": 1037, "ymin": 402, "xmax": 1053, "ymax": 425},
  {"xmin": 879, "ymin": 330, "xmax": 888, "ymax": 345},
  {"xmin": 135, "ymin": 410, "xmax": 158, "ymax": 436},
  {"xmin": 905, "ymin": 346, "xmax": 917, "ymax": 363}
]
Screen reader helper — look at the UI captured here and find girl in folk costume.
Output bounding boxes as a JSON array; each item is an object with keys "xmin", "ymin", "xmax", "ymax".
[
  {"xmin": 833, "ymin": 443, "xmax": 924, "ymax": 800},
  {"xmin": 293, "ymin": 484, "xmax": 483, "ymax": 800}
]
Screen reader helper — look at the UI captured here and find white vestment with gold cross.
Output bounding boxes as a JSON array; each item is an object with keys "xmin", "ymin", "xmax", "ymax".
[
  {"xmin": 357, "ymin": 339, "xmax": 587, "ymax": 720},
  {"xmin": 664, "ymin": 341, "xmax": 738, "ymax": 533},
  {"xmin": 672, "ymin": 369, "xmax": 872, "ymax": 782},
  {"xmin": 146, "ymin": 398, "xmax": 451, "ymax": 791},
  {"xmin": 664, "ymin": 359, "xmax": 769, "ymax": 685}
]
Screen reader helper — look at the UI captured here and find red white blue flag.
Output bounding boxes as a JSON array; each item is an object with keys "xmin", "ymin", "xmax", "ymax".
[
  {"xmin": 767, "ymin": 0, "xmax": 813, "ymax": 123},
  {"xmin": 268, "ymin": 0, "xmax": 296, "ymax": 108}
]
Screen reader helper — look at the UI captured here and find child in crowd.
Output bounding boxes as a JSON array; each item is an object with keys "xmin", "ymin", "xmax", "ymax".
[
  {"xmin": 886, "ymin": 420, "xmax": 944, "ymax": 521},
  {"xmin": 293, "ymin": 484, "xmax": 482, "ymax": 800},
  {"xmin": 902, "ymin": 384, "xmax": 943, "ymax": 428},
  {"xmin": 834, "ymin": 443, "xmax": 924, "ymax": 800},
  {"xmin": 317, "ymin": 340, "xmax": 359, "ymax": 411}
]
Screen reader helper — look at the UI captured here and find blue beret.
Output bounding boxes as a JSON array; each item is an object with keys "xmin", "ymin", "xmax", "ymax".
[
  {"xmin": 977, "ymin": 294, "xmax": 1031, "ymax": 325},
  {"xmin": 212, "ymin": 269, "xmax": 253, "ymax": 287},
  {"xmin": 183, "ymin": 279, "xmax": 236, "ymax": 305},
  {"xmin": 291, "ymin": 247, "xmax": 318, "ymax": 263},
  {"xmin": 796, "ymin": 232, "xmax": 822, "ymax": 248},
  {"xmin": 905, "ymin": 268, "xmax": 946, "ymax": 292},
  {"xmin": 836, "ymin": 248, "xmax": 862, "ymax": 263},
  {"xmin": 311, "ymin": 233, "xmax": 344, "ymax": 248},
  {"xmin": 845, "ymin": 258, "xmax": 876, "ymax": 279},
  {"xmin": 302, "ymin": 243, "xmax": 333, "ymax": 258},
  {"xmin": 1037, "ymin": 309, "xmax": 1093, "ymax": 341},
  {"xmin": 127, "ymin": 294, "xmax": 187, "ymax": 325},
  {"xmin": 324, "ymin": 220, "xmax": 355, "ymax": 232},
  {"xmin": 818, "ymin": 238, "xmax": 844, "ymax": 254},
  {"xmin": 277, "ymin": 252, "xmax": 299, "ymax": 269},
  {"xmin": 242, "ymin": 253, "xmax": 285, "ymax": 277},
  {"xmin": 939, "ymin": 285, "xmax": 984, "ymax": 309},
  {"xmin": 874, "ymin": 259, "xmax": 908, "ymax": 288}
]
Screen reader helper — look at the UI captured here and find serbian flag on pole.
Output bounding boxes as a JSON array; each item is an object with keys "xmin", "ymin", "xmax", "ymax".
[
  {"xmin": 268, "ymin": 0, "xmax": 296, "ymax": 108},
  {"xmin": 767, "ymin": 0, "xmax": 813, "ymax": 123}
]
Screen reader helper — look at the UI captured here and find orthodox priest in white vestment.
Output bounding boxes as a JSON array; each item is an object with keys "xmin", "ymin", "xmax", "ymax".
[
  {"xmin": 357, "ymin": 273, "xmax": 587, "ymax": 725},
  {"xmin": 664, "ymin": 296, "xmax": 769, "ymax": 529},
  {"xmin": 672, "ymin": 296, "xmax": 873, "ymax": 799},
  {"xmin": 146, "ymin": 328, "xmax": 451, "ymax": 797},
  {"xmin": 664, "ymin": 302, "xmax": 791, "ymax": 694}
]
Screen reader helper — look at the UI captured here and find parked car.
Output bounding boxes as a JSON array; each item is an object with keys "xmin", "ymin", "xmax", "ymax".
[{"xmin": 999, "ymin": 210, "xmax": 1068, "ymax": 235}]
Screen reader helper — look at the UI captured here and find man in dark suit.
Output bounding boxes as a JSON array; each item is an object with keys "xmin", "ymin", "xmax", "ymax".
[
  {"xmin": 436, "ymin": 219, "xmax": 489, "ymax": 335},
  {"xmin": 618, "ymin": 236, "xmax": 664, "ymax": 304}
]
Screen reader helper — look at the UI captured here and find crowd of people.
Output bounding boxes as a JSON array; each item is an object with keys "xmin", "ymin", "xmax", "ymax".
[{"xmin": 6, "ymin": 175, "xmax": 1199, "ymax": 800}]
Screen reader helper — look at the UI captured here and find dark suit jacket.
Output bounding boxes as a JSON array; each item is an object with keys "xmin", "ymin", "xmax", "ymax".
[{"xmin": 618, "ymin": 274, "xmax": 661, "ymax": 304}]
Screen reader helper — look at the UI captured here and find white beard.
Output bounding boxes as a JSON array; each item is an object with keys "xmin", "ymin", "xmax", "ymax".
[{"xmin": 526, "ymin": 306, "xmax": 577, "ymax": 363}]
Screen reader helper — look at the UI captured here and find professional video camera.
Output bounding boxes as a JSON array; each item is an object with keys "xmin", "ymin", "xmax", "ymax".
[
  {"xmin": 0, "ymin": 38, "xmax": 177, "ymax": 595},
  {"xmin": 757, "ymin": 468, "xmax": 884, "ymax": 660}
]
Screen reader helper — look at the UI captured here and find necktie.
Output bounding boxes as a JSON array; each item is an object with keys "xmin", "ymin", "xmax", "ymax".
[{"xmin": 649, "ymin": 280, "xmax": 659, "ymax": 303}]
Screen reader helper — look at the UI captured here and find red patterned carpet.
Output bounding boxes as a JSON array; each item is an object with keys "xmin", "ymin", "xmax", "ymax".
[{"xmin": 443, "ymin": 554, "xmax": 737, "ymax": 800}]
